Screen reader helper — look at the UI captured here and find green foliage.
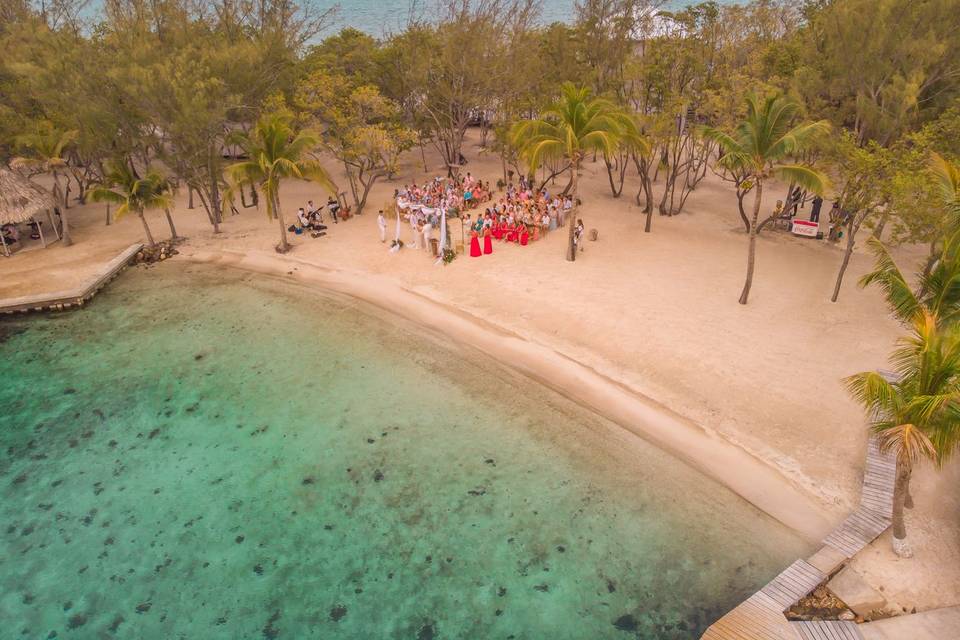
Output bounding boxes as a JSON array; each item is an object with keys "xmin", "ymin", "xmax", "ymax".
[
  {"xmin": 702, "ymin": 93, "xmax": 830, "ymax": 191},
  {"xmin": 510, "ymin": 83, "xmax": 638, "ymax": 171},
  {"xmin": 845, "ymin": 311, "xmax": 960, "ymax": 470},
  {"xmin": 794, "ymin": 0, "xmax": 960, "ymax": 145},
  {"xmin": 87, "ymin": 162, "xmax": 172, "ymax": 221}
]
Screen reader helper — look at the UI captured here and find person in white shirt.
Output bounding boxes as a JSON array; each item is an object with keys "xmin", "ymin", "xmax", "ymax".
[
  {"xmin": 297, "ymin": 208, "xmax": 309, "ymax": 229},
  {"xmin": 307, "ymin": 199, "xmax": 322, "ymax": 224},
  {"xmin": 377, "ymin": 211, "xmax": 387, "ymax": 242},
  {"xmin": 422, "ymin": 220, "xmax": 433, "ymax": 253},
  {"xmin": 409, "ymin": 213, "xmax": 420, "ymax": 248}
]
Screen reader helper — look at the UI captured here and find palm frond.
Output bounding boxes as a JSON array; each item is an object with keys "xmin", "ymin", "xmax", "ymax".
[
  {"xmin": 772, "ymin": 164, "xmax": 830, "ymax": 195},
  {"xmin": 858, "ymin": 237, "xmax": 921, "ymax": 323}
]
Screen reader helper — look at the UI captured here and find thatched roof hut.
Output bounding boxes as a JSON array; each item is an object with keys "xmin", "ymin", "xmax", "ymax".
[{"xmin": 0, "ymin": 167, "xmax": 56, "ymax": 225}]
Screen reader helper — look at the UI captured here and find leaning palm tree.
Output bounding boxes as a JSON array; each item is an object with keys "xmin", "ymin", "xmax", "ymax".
[
  {"xmin": 702, "ymin": 94, "xmax": 830, "ymax": 304},
  {"xmin": 86, "ymin": 161, "xmax": 172, "ymax": 248},
  {"xmin": 845, "ymin": 312, "xmax": 960, "ymax": 556},
  {"xmin": 510, "ymin": 83, "xmax": 640, "ymax": 261},
  {"xmin": 226, "ymin": 113, "xmax": 334, "ymax": 253},
  {"xmin": 859, "ymin": 154, "xmax": 960, "ymax": 326},
  {"xmin": 13, "ymin": 122, "xmax": 79, "ymax": 246}
]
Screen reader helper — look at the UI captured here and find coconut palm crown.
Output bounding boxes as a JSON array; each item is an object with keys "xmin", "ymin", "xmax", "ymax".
[
  {"xmin": 226, "ymin": 113, "xmax": 334, "ymax": 253},
  {"xmin": 701, "ymin": 93, "xmax": 830, "ymax": 304},
  {"xmin": 13, "ymin": 121, "xmax": 79, "ymax": 245},
  {"xmin": 86, "ymin": 161, "xmax": 172, "ymax": 248},
  {"xmin": 845, "ymin": 311, "xmax": 960, "ymax": 556},
  {"xmin": 510, "ymin": 83, "xmax": 644, "ymax": 261}
]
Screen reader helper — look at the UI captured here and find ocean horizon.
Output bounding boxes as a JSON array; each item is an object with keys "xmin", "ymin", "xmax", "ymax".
[{"xmin": 318, "ymin": 0, "xmax": 743, "ymax": 37}]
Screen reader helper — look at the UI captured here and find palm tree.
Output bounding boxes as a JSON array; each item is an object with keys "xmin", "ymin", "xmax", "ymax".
[
  {"xmin": 14, "ymin": 122, "xmax": 79, "ymax": 246},
  {"xmin": 226, "ymin": 114, "xmax": 334, "ymax": 253},
  {"xmin": 510, "ymin": 83, "xmax": 641, "ymax": 261},
  {"xmin": 931, "ymin": 152, "xmax": 960, "ymax": 222},
  {"xmin": 859, "ymin": 154, "xmax": 960, "ymax": 326},
  {"xmin": 845, "ymin": 312, "xmax": 960, "ymax": 556},
  {"xmin": 702, "ymin": 94, "xmax": 830, "ymax": 304},
  {"xmin": 86, "ymin": 161, "xmax": 172, "ymax": 248}
]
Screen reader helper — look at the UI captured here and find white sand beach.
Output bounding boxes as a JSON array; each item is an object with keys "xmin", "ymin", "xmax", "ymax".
[{"xmin": 3, "ymin": 130, "xmax": 958, "ymax": 615}]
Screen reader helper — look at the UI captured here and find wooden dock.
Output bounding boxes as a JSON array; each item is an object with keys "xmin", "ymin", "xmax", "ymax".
[
  {"xmin": 701, "ymin": 435, "xmax": 896, "ymax": 640},
  {"xmin": 0, "ymin": 243, "xmax": 143, "ymax": 315}
]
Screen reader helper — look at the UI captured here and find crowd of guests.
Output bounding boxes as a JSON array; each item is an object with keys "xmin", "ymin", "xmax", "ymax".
[
  {"xmin": 394, "ymin": 173, "xmax": 575, "ymax": 258},
  {"xmin": 394, "ymin": 172, "xmax": 494, "ymax": 252}
]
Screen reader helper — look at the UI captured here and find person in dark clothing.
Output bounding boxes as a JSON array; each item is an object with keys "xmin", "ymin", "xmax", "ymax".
[
  {"xmin": 327, "ymin": 196, "xmax": 340, "ymax": 223},
  {"xmin": 789, "ymin": 186, "xmax": 802, "ymax": 217},
  {"xmin": 810, "ymin": 195, "xmax": 823, "ymax": 223}
]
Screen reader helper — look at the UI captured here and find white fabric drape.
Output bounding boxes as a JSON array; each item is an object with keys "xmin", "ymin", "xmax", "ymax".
[{"xmin": 439, "ymin": 206, "xmax": 447, "ymax": 252}]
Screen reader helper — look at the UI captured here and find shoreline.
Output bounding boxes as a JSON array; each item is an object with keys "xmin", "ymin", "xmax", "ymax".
[{"xmin": 183, "ymin": 246, "xmax": 834, "ymax": 541}]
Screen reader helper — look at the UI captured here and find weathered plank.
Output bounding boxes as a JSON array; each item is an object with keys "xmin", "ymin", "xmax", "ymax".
[
  {"xmin": 700, "ymin": 434, "xmax": 894, "ymax": 639},
  {"xmin": 792, "ymin": 620, "xmax": 864, "ymax": 640}
]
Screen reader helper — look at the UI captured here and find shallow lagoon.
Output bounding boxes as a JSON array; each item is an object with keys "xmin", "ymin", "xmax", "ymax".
[{"xmin": 1, "ymin": 263, "xmax": 808, "ymax": 638}]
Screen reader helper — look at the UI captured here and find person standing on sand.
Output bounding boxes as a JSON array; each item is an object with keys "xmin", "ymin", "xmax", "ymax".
[
  {"xmin": 409, "ymin": 213, "xmax": 420, "ymax": 249},
  {"xmin": 328, "ymin": 196, "xmax": 340, "ymax": 223},
  {"xmin": 574, "ymin": 219, "xmax": 585, "ymax": 255},
  {"xmin": 810, "ymin": 195, "xmax": 823, "ymax": 223},
  {"xmin": 377, "ymin": 210, "xmax": 387, "ymax": 243},
  {"xmin": 423, "ymin": 219, "xmax": 433, "ymax": 253}
]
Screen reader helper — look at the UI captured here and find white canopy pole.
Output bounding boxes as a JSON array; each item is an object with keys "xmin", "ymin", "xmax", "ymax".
[{"xmin": 439, "ymin": 205, "xmax": 447, "ymax": 253}]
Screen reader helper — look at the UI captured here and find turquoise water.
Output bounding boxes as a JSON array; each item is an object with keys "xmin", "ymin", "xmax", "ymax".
[{"xmin": 1, "ymin": 263, "xmax": 806, "ymax": 639}]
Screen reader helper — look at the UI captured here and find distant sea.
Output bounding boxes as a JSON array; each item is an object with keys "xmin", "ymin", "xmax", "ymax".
[
  {"xmin": 311, "ymin": 0, "xmax": 742, "ymax": 38},
  {"xmin": 80, "ymin": 1, "xmax": 741, "ymax": 39}
]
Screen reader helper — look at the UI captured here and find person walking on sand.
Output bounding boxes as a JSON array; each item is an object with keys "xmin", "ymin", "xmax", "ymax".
[{"xmin": 377, "ymin": 210, "xmax": 387, "ymax": 243}]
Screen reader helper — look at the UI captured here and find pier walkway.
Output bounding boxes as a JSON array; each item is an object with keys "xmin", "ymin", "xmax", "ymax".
[
  {"xmin": 0, "ymin": 243, "xmax": 142, "ymax": 314},
  {"xmin": 701, "ymin": 437, "xmax": 895, "ymax": 640}
]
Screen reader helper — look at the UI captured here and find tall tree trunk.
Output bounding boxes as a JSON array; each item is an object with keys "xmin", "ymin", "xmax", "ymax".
[
  {"xmin": 208, "ymin": 150, "xmax": 222, "ymax": 233},
  {"xmin": 871, "ymin": 211, "xmax": 889, "ymax": 240},
  {"xmin": 891, "ymin": 464, "xmax": 912, "ymax": 557},
  {"xmin": 105, "ymin": 204, "xmax": 111, "ymax": 226},
  {"xmin": 357, "ymin": 173, "xmax": 378, "ymax": 215},
  {"xmin": 53, "ymin": 170, "xmax": 73, "ymax": 246},
  {"xmin": 273, "ymin": 191, "xmax": 289, "ymax": 253},
  {"xmin": 831, "ymin": 226, "xmax": 857, "ymax": 302},
  {"xmin": 567, "ymin": 162, "xmax": 579, "ymax": 262},
  {"xmin": 740, "ymin": 180, "xmax": 763, "ymax": 305},
  {"xmin": 736, "ymin": 189, "xmax": 750, "ymax": 233},
  {"xmin": 138, "ymin": 211, "xmax": 156, "ymax": 247},
  {"xmin": 164, "ymin": 208, "xmax": 179, "ymax": 240}
]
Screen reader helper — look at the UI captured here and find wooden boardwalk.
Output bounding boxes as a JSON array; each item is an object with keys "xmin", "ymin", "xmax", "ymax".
[
  {"xmin": 701, "ymin": 435, "xmax": 896, "ymax": 640},
  {"xmin": 0, "ymin": 243, "xmax": 142, "ymax": 315}
]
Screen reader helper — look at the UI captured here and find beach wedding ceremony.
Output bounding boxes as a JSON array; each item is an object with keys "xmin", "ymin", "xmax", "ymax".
[{"xmin": 1, "ymin": 0, "xmax": 959, "ymax": 638}]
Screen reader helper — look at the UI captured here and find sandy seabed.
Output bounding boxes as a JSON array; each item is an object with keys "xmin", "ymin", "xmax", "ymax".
[{"xmin": 2, "ymin": 129, "xmax": 958, "ymax": 615}]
